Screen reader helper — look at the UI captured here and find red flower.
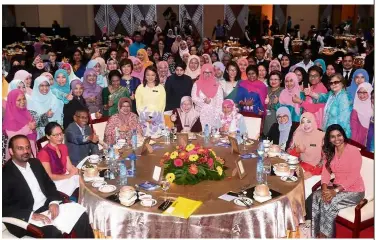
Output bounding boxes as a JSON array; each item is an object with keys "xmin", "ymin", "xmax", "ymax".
[
  {"xmin": 207, "ymin": 158, "xmax": 214, "ymax": 168},
  {"xmin": 188, "ymin": 164, "xmax": 198, "ymax": 175},
  {"xmin": 179, "ymin": 151, "xmax": 188, "ymax": 160},
  {"xmin": 197, "ymin": 148, "xmax": 206, "ymax": 155},
  {"xmin": 173, "ymin": 158, "xmax": 184, "ymax": 167}
]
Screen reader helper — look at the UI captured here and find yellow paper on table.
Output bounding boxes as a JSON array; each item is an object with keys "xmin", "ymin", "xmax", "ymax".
[{"xmin": 162, "ymin": 197, "xmax": 202, "ymax": 219}]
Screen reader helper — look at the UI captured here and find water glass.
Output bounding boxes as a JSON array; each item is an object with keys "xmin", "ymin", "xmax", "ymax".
[
  {"xmin": 160, "ymin": 178, "xmax": 171, "ymax": 200},
  {"xmin": 242, "ymin": 133, "xmax": 248, "ymax": 150}
]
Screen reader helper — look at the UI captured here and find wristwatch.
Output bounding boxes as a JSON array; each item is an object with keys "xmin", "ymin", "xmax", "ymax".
[{"xmin": 334, "ymin": 188, "xmax": 340, "ymax": 193}]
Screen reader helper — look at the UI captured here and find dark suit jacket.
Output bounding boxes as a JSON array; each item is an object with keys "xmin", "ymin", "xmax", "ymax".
[
  {"xmin": 364, "ymin": 50, "xmax": 374, "ymax": 84},
  {"xmin": 65, "ymin": 122, "xmax": 99, "ymax": 166},
  {"xmin": 339, "ymin": 68, "xmax": 356, "ymax": 87},
  {"xmin": 2, "ymin": 158, "xmax": 62, "ymax": 237}
]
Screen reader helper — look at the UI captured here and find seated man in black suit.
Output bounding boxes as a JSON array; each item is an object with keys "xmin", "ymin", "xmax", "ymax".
[{"xmin": 2, "ymin": 135, "xmax": 94, "ymax": 238}]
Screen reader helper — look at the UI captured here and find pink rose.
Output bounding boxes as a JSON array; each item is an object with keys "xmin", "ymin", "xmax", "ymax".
[
  {"xmin": 173, "ymin": 158, "xmax": 184, "ymax": 167},
  {"xmin": 207, "ymin": 158, "xmax": 214, "ymax": 168}
]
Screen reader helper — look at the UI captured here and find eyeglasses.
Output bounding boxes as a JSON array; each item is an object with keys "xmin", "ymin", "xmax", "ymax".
[
  {"xmin": 329, "ymin": 81, "xmax": 341, "ymax": 86},
  {"xmin": 309, "ymin": 74, "xmax": 320, "ymax": 79},
  {"xmin": 277, "ymin": 115, "xmax": 289, "ymax": 120},
  {"xmin": 357, "ymin": 91, "xmax": 368, "ymax": 95},
  {"xmin": 51, "ymin": 132, "xmax": 64, "ymax": 137}
]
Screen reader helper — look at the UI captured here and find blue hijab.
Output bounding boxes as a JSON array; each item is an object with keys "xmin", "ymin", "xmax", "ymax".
[
  {"xmin": 52, "ymin": 69, "xmax": 70, "ymax": 104},
  {"xmin": 276, "ymin": 106, "xmax": 292, "ymax": 147},
  {"xmin": 85, "ymin": 60, "xmax": 107, "ymax": 88},
  {"xmin": 347, "ymin": 69, "xmax": 369, "ymax": 101},
  {"xmin": 314, "ymin": 59, "xmax": 326, "ymax": 74}
]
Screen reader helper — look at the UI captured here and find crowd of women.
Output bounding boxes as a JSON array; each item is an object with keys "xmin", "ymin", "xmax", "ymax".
[{"xmin": 2, "ymin": 27, "xmax": 374, "ymax": 238}]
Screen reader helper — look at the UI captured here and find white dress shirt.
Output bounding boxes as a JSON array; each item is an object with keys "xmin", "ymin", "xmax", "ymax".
[
  {"xmin": 13, "ymin": 161, "xmax": 59, "ymax": 222},
  {"xmin": 294, "ymin": 60, "xmax": 314, "ymax": 72},
  {"xmin": 342, "ymin": 68, "xmax": 353, "ymax": 79},
  {"xmin": 284, "ymin": 35, "xmax": 291, "ymax": 54}
]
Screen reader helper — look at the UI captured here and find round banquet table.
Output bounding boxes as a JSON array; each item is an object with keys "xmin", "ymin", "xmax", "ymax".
[{"xmin": 79, "ymin": 137, "xmax": 305, "ymax": 238}]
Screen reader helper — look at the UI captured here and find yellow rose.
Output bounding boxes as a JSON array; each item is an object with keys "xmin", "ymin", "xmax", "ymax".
[
  {"xmin": 170, "ymin": 151, "xmax": 178, "ymax": 159},
  {"xmin": 166, "ymin": 173, "xmax": 175, "ymax": 183},
  {"xmin": 186, "ymin": 144, "xmax": 195, "ymax": 151},
  {"xmin": 189, "ymin": 154, "xmax": 199, "ymax": 162},
  {"xmin": 216, "ymin": 166, "xmax": 223, "ymax": 176}
]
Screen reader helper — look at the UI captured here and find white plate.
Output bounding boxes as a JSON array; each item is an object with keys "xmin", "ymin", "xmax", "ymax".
[
  {"xmin": 98, "ymin": 184, "xmax": 117, "ymax": 193},
  {"xmin": 234, "ymin": 197, "xmax": 253, "ymax": 207},
  {"xmin": 280, "ymin": 176, "xmax": 298, "ymax": 182},
  {"xmin": 83, "ymin": 173, "xmax": 100, "ymax": 182},
  {"xmin": 253, "ymin": 192, "xmax": 272, "ymax": 203},
  {"xmin": 289, "ymin": 164, "xmax": 299, "ymax": 170},
  {"xmin": 273, "ymin": 169, "xmax": 291, "ymax": 177},
  {"xmin": 244, "ymin": 140, "xmax": 254, "ymax": 146},
  {"xmin": 92, "ymin": 180, "xmax": 106, "ymax": 188},
  {"xmin": 140, "ymin": 199, "xmax": 157, "ymax": 207}
]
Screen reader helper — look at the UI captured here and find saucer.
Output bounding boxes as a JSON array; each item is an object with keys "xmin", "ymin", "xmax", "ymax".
[
  {"xmin": 273, "ymin": 169, "xmax": 291, "ymax": 177},
  {"xmin": 253, "ymin": 192, "xmax": 272, "ymax": 203},
  {"xmin": 280, "ymin": 176, "xmax": 298, "ymax": 182},
  {"xmin": 140, "ymin": 199, "xmax": 157, "ymax": 207},
  {"xmin": 92, "ymin": 180, "xmax": 106, "ymax": 188},
  {"xmin": 98, "ymin": 184, "xmax": 117, "ymax": 193},
  {"xmin": 139, "ymin": 194, "xmax": 152, "ymax": 200}
]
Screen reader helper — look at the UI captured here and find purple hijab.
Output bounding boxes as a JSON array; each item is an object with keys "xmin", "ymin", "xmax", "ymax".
[{"xmin": 82, "ymin": 68, "xmax": 102, "ymax": 98}]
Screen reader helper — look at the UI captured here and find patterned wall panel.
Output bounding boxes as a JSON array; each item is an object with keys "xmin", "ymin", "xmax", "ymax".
[
  {"xmin": 224, "ymin": 5, "xmax": 249, "ymax": 37},
  {"xmin": 132, "ymin": 5, "xmax": 157, "ymax": 31},
  {"xmin": 179, "ymin": 5, "xmax": 204, "ymax": 38}
]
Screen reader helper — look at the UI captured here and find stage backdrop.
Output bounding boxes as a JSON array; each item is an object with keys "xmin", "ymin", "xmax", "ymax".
[{"xmin": 224, "ymin": 5, "xmax": 249, "ymax": 38}]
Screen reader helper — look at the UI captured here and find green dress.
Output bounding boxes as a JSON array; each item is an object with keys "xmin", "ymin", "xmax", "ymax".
[
  {"xmin": 102, "ymin": 87, "xmax": 130, "ymax": 117},
  {"xmin": 275, "ymin": 92, "xmax": 306, "ymax": 123}
]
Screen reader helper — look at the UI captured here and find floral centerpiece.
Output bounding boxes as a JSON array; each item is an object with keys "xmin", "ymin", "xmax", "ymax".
[{"xmin": 161, "ymin": 144, "xmax": 226, "ymax": 185}]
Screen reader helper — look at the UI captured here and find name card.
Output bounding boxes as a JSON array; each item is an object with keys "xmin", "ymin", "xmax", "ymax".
[
  {"xmin": 228, "ymin": 136, "xmax": 240, "ymax": 154},
  {"xmin": 140, "ymin": 137, "xmax": 152, "ymax": 155},
  {"xmin": 235, "ymin": 159, "xmax": 247, "ymax": 179},
  {"xmin": 152, "ymin": 166, "xmax": 162, "ymax": 182},
  {"xmin": 176, "ymin": 133, "xmax": 189, "ymax": 147}
]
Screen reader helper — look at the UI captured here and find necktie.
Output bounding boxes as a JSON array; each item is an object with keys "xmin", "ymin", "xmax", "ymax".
[{"xmin": 345, "ymin": 71, "xmax": 349, "ymax": 82}]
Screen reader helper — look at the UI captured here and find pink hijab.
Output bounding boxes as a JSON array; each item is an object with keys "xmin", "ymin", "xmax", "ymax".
[
  {"xmin": 279, "ymin": 72, "xmax": 301, "ymax": 115},
  {"xmin": 237, "ymin": 58, "xmax": 249, "ymax": 80},
  {"xmin": 3, "ymin": 89, "xmax": 34, "ymax": 132},
  {"xmin": 268, "ymin": 60, "xmax": 281, "ymax": 73},
  {"xmin": 239, "ymin": 78, "xmax": 268, "ymax": 106},
  {"xmin": 128, "ymin": 56, "xmax": 145, "ymax": 80},
  {"xmin": 195, "ymin": 64, "xmax": 219, "ymax": 98},
  {"xmin": 14, "ymin": 70, "xmax": 32, "ymax": 95}
]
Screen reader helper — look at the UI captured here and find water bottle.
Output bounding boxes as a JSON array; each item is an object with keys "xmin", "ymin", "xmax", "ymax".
[
  {"xmin": 118, "ymin": 160, "xmax": 128, "ymax": 185},
  {"xmin": 131, "ymin": 130, "xmax": 137, "ymax": 150},
  {"xmin": 256, "ymin": 157, "xmax": 264, "ymax": 184},
  {"xmin": 128, "ymin": 152, "xmax": 137, "ymax": 177},
  {"xmin": 165, "ymin": 127, "xmax": 171, "ymax": 144},
  {"xmin": 236, "ymin": 130, "xmax": 242, "ymax": 145},
  {"xmin": 204, "ymin": 124, "xmax": 210, "ymax": 144}
]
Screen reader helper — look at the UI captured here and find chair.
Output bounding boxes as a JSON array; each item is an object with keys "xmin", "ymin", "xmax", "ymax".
[
  {"xmin": 90, "ymin": 116, "xmax": 109, "ymax": 151},
  {"xmin": 312, "ymin": 150, "xmax": 374, "ymax": 238},
  {"xmin": 36, "ymin": 136, "xmax": 48, "ymax": 152},
  {"xmin": 164, "ymin": 110, "xmax": 174, "ymax": 129},
  {"xmin": 240, "ymin": 112, "xmax": 263, "ymax": 140}
]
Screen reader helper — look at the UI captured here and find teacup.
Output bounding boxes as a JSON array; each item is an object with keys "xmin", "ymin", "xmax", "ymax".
[
  {"xmin": 89, "ymin": 154, "xmax": 100, "ymax": 163},
  {"xmin": 141, "ymin": 199, "xmax": 157, "ymax": 207},
  {"xmin": 120, "ymin": 195, "xmax": 136, "ymax": 207},
  {"xmin": 287, "ymin": 155, "xmax": 299, "ymax": 164},
  {"xmin": 119, "ymin": 190, "xmax": 136, "ymax": 200}
]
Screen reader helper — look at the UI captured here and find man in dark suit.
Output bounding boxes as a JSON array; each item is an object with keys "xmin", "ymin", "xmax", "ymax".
[
  {"xmin": 2, "ymin": 135, "xmax": 94, "ymax": 238},
  {"xmin": 339, "ymin": 53, "xmax": 357, "ymax": 87},
  {"xmin": 255, "ymin": 46, "xmax": 270, "ymax": 71},
  {"xmin": 364, "ymin": 39, "xmax": 374, "ymax": 84},
  {"xmin": 65, "ymin": 108, "xmax": 99, "ymax": 166}
]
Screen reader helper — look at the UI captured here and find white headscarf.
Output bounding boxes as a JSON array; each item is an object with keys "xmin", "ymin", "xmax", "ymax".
[{"xmin": 354, "ymin": 82, "xmax": 373, "ymax": 128}]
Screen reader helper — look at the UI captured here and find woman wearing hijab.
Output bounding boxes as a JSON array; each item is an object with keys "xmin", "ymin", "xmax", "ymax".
[
  {"xmin": 27, "ymin": 76, "xmax": 64, "ymax": 138},
  {"xmin": 366, "ymin": 90, "xmax": 374, "ymax": 152},
  {"xmin": 191, "ymin": 64, "xmax": 223, "ymax": 129},
  {"xmin": 165, "ymin": 62, "xmax": 193, "ymax": 111},
  {"xmin": 86, "ymin": 59, "xmax": 107, "ymax": 88},
  {"xmin": 61, "ymin": 63, "xmax": 78, "ymax": 83},
  {"xmin": 157, "ymin": 61, "xmax": 171, "ymax": 85},
  {"xmin": 269, "ymin": 60, "xmax": 282, "ymax": 73},
  {"xmin": 7, "ymin": 79, "xmax": 26, "ymax": 95},
  {"xmin": 63, "ymin": 80, "xmax": 88, "ymax": 129},
  {"xmin": 263, "ymin": 71, "xmax": 283, "ymax": 136},
  {"xmin": 30, "ymin": 55, "xmax": 46, "ymax": 85},
  {"xmin": 185, "ymin": 55, "xmax": 201, "ymax": 82},
  {"xmin": 289, "ymin": 112, "xmax": 325, "ymax": 197},
  {"xmin": 171, "ymin": 35, "xmax": 182, "ymax": 54},
  {"xmin": 102, "ymin": 70, "xmax": 130, "ymax": 117},
  {"xmin": 202, "ymin": 40, "xmax": 212, "ymax": 55},
  {"xmin": 292, "ymin": 66, "xmax": 328, "ymax": 129},
  {"xmin": 120, "ymin": 58, "xmax": 141, "ymax": 113},
  {"xmin": 294, "ymin": 67, "xmax": 309, "ymax": 91},
  {"xmin": 202, "ymin": 54, "xmax": 212, "ymax": 65},
  {"xmin": 170, "ymin": 96, "xmax": 202, "ymax": 133},
  {"xmin": 137, "ymin": 49, "xmax": 153, "ymax": 68},
  {"xmin": 51, "ymin": 69, "xmax": 72, "ymax": 104},
  {"xmin": 266, "ymin": 106, "xmax": 298, "ymax": 150},
  {"xmin": 307, "ymin": 74, "xmax": 352, "ymax": 138},
  {"xmin": 3, "ymin": 89, "xmax": 42, "ymax": 159},
  {"xmin": 178, "ymin": 40, "xmax": 189, "ymax": 63},
  {"xmin": 41, "ymin": 72, "xmax": 54, "ymax": 86},
  {"xmin": 278, "ymin": 72, "xmax": 305, "ymax": 122},
  {"xmin": 236, "ymin": 65, "xmax": 265, "ymax": 115},
  {"xmin": 166, "ymin": 29, "xmax": 176, "ymax": 52},
  {"xmin": 237, "ymin": 57, "xmax": 249, "ymax": 80},
  {"xmin": 314, "ymin": 59, "xmax": 326, "ymax": 74},
  {"xmin": 213, "ymin": 62, "xmax": 225, "ymax": 82},
  {"xmin": 104, "ymin": 97, "xmax": 142, "ymax": 145},
  {"xmin": 280, "ymin": 54, "xmax": 291, "ymax": 83},
  {"xmin": 82, "ymin": 69, "xmax": 103, "ymax": 114},
  {"xmin": 219, "ymin": 99, "xmax": 247, "ymax": 134},
  {"xmin": 347, "ymin": 69, "xmax": 369, "ymax": 101},
  {"xmin": 14, "ymin": 69, "xmax": 32, "ymax": 96},
  {"xmin": 350, "ymin": 82, "xmax": 373, "ymax": 145}
]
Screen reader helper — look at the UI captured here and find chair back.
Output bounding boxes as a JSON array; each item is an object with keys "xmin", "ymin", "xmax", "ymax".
[
  {"xmin": 164, "ymin": 110, "xmax": 174, "ymax": 129},
  {"xmin": 360, "ymin": 150, "xmax": 374, "ymax": 201},
  {"xmin": 241, "ymin": 112, "xmax": 263, "ymax": 140},
  {"xmin": 36, "ymin": 136, "xmax": 48, "ymax": 152},
  {"xmin": 90, "ymin": 117, "xmax": 109, "ymax": 151}
]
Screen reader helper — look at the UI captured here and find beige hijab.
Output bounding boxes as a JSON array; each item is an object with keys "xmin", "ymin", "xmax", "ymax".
[{"xmin": 177, "ymin": 96, "xmax": 199, "ymax": 131}]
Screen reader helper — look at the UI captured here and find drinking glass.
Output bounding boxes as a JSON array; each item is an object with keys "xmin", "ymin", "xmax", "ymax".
[
  {"xmin": 160, "ymin": 178, "xmax": 171, "ymax": 201},
  {"xmin": 242, "ymin": 132, "xmax": 248, "ymax": 150},
  {"xmin": 263, "ymin": 158, "xmax": 271, "ymax": 184},
  {"xmin": 171, "ymin": 127, "xmax": 177, "ymax": 142}
]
